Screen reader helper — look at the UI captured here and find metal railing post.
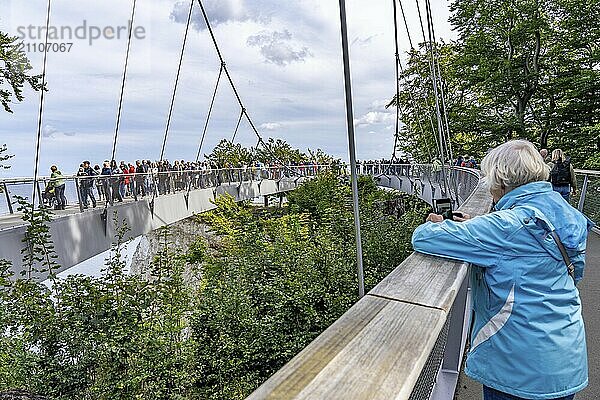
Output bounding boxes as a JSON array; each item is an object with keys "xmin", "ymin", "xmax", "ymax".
[
  {"xmin": 3, "ymin": 182, "xmax": 13, "ymax": 214},
  {"xmin": 577, "ymin": 174, "xmax": 589, "ymax": 212},
  {"xmin": 75, "ymin": 177, "xmax": 85, "ymax": 212},
  {"xmin": 339, "ymin": 0, "xmax": 365, "ymax": 298},
  {"xmin": 36, "ymin": 181, "xmax": 44, "ymax": 209}
]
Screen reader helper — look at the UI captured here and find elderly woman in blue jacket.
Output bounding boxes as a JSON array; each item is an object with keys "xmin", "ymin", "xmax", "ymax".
[{"xmin": 412, "ymin": 140, "xmax": 593, "ymax": 400}]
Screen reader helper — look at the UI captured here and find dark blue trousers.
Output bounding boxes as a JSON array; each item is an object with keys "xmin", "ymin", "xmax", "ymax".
[{"xmin": 483, "ymin": 386, "xmax": 575, "ymax": 400}]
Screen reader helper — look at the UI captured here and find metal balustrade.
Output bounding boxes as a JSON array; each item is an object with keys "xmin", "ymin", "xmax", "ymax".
[
  {"xmin": 361, "ymin": 163, "xmax": 480, "ymax": 209},
  {"xmin": 573, "ymin": 169, "xmax": 600, "ymax": 225},
  {"xmin": 0, "ymin": 165, "xmax": 331, "ymax": 217}
]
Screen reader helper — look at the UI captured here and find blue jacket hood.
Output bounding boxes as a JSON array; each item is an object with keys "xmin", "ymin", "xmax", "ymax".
[{"xmin": 495, "ymin": 181, "xmax": 593, "ymax": 249}]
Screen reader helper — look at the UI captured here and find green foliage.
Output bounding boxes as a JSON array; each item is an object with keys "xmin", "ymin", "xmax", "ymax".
[
  {"xmin": 0, "ymin": 212, "xmax": 198, "ymax": 399},
  {"xmin": 254, "ymin": 138, "xmax": 306, "ymax": 164},
  {"xmin": 0, "ymin": 31, "xmax": 45, "ymax": 113},
  {"xmin": 206, "ymin": 139, "xmax": 254, "ymax": 167},
  {"xmin": 15, "ymin": 196, "xmax": 58, "ymax": 279},
  {"xmin": 205, "ymin": 139, "xmax": 339, "ymax": 167},
  {"xmin": 0, "ymin": 177, "xmax": 428, "ymax": 400},
  {"xmin": 0, "ymin": 144, "xmax": 13, "ymax": 170},
  {"xmin": 192, "ymin": 175, "xmax": 430, "ymax": 399}
]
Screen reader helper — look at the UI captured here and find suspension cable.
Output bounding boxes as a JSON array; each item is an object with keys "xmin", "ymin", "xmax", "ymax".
[
  {"xmin": 160, "ymin": 0, "xmax": 194, "ymax": 162},
  {"xmin": 231, "ymin": 107, "xmax": 245, "ymax": 142},
  {"xmin": 423, "ymin": 0, "xmax": 450, "ymax": 195},
  {"xmin": 393, "ymin": 0, "xmax": 438, "ymax": 162},
  {"xmin": 182, "ymin": 63, "xmax": 224, "ymax": 203},
  {"xmin": 32, "ymin": 0, "xmax": 52, "ymax": 210},
  {"xmin": 152, "ymin": 0, "xmax": 194, "ymax": 213},
  {"xmin": 424, "ymin": 0, "xmax": 453, "ymax": 165},
  {"xmin": 391, "ymin": 0, "xmax": 402, "ymax": 162},
  {"xmin": 195, "ymin": 0, "xmax": 300, "ymax": 174},
  {"xmin": 194, "ymin": 63, "xmax": 224, "ymax": 163},
  {"xmin": 425, "ymin": 0, "xmax": 454, "ymax": 163},
  {"xmin": 110, "ymin": 0, "xmax": 137, "ymax": 163},
  {"xmin": 413, "ymin": 0, "xmax": 443, "ymax": 160},
  {"xmin": 195, "ymin": 0, "xmax": 259, "ymax": 141},
  {"xmin": 397, "ymin": 0, "xmax": 414, "ymax": 50}
]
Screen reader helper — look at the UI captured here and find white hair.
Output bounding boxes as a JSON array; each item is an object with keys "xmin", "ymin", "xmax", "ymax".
[{"xmin": 481, "ymin": 140, "xmax": 549, "ymax": 193}]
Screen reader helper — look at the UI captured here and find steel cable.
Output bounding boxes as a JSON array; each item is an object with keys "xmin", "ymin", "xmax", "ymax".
[
  {"xmin": 110, "ymin": 0, "xmax": 137, "ymax": 163},
  {"xmin": 394, "ymin": 0, "xmax": 438, "ymax": 162},
  {"xmin": 231, "ymin": 107, "xmax": 245, "ymax": 143},
  {"xmin": 32, "ymin": 0, "xmax": 52, "ymax": 211},
  {"xmin": 160, "ymin": 0, "xmax": 194, "ymax": 162},
  {"xmin": 195, "ymin": 0, "xmax": 300, "ymax": 175},
  {"xmin": 184, "ymin": 63, "xmax": 224, "ymax": 202}
]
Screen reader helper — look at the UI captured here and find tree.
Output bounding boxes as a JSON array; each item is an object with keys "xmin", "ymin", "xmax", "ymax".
[
  {"xmin": 205, "ymin": 139, "xmax": 254, "ymax": 166},
  {"xmin": 254, "ymin": 138, "xmax": 306, "ymax": 164},
  {"xmin": 389, "ymin": 0, "xmax": 600, "ymax": 166},
  {"xmin": 0, "ymin": 144, "xmax": 13, "ymax": 170},
  {"xmin": 0, "ymin": 32, "xmax": 45, "ymax": 113}
]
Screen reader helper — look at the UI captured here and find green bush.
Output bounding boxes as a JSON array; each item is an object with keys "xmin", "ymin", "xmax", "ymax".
[
  {"xmin": 0, "ymin": 174, "xmax": 429, "ymax": 399},
  {"xmin": 191, "ymin": 174, "xmax": 430, "ymax": 399}
]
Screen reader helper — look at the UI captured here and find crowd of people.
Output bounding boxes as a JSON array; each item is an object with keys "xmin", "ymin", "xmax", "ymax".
[
  {"xmin": 44, "ymin": 159, "xmax": 325, "ymax": 210},
  {"xmin": 41, "ymin": 148, "xmax": 578, "ymax": 211}
]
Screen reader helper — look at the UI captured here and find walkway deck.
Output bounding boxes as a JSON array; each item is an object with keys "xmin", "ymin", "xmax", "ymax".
[
  {"xmin": 454, "ymin": 231, "xmax": 600, "ymax": 399},
  {"xmin": 0, "ymin": 178, "xmax": 304, "ymax": 278}
]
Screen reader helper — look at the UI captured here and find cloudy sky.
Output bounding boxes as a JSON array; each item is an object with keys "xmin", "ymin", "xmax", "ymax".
[{"xmin": 0, "ymin": 0, "xmax": 455, "ymax": 178}]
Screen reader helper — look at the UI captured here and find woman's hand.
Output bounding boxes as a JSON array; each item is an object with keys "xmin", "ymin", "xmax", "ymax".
[
  {"xmin": 426, "ymin": 213, "xmax": 472, "ymax": 223},
  {"xmin": 426, "ymin": 213, "xmax": 444, "ymax": 223},
  {"xmin": 453, "ymin": 213, "xmax": 471, "ymax": 222}
]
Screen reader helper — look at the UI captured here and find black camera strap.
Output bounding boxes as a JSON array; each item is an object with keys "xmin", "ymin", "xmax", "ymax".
[{"xmin": 549, "ymin": 230, "xmax": 576, "ymax": 281}]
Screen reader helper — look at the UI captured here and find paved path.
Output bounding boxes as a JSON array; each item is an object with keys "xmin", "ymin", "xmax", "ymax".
[{"xmin": 454, "ymin": 231, "xmax": 600, "ymax": 399}]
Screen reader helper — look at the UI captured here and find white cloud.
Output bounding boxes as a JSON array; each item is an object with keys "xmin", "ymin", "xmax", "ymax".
[
  {"xmin": 354, "ymin": 111, "xmax": 396, "ymax": 127},
  {"xmin": 42, "ymin": 124, "xmax": 76, "ymax": 138},
  {"xmin": 170, "ymin": 0, "xmax": 268, "ymax": 31},
  {"xmin": 259, "ymin": 122, "xmax": 282, "ymax": 131},
  {"xmin": 247, "ymin": 30, "xmax": 312, "ymax": 66}
]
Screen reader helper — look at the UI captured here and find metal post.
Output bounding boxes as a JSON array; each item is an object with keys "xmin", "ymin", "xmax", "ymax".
[
  {"xmin": 75, "ymin": 177, "xmax": 84, "ymax": 212},
  {"xmin": 36, "ymin": 181, "xmax": 44, "ymax": 208},
  {"xmin": 339, "ymin": 0, "xmax": 365, "ymax": 298},
  {"xmin": 3, "ymin": 182, "xmax": 13, "ymax": 214},
  {"xmin": 577, "ymin": 174, "xmax": 588, "ymax": 212}
]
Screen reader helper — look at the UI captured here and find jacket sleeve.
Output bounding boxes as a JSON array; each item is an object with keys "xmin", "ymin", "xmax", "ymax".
[
  {"xmin": 569, "ymin": 165, "xmax": 577, "ymax": 191},
  {"xmin": 411, "ymin": 214, "xmax": 513, "ymax": 267},
  {"xmin": 572, "ymin": 252, "xmax": 585, "ymax": 284}
]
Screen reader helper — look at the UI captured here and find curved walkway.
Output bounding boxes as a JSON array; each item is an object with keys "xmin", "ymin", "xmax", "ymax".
[{"xmin": 454, "ymin": 231, "xmax": 600, "ymax": 399}]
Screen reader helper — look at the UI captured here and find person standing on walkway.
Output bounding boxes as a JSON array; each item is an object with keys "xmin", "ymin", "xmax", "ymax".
[
  {"xmin": 110, "ymin": 160, "xmax": 123, "ymax": 203},
  {"xmin": 135, "ymin": 160, "xmax": 146, "ymax": 198},
  {"xmin": 100, "ymin": 161, "xmax": 113, "ymax": 205},
  {"xmin": 412, "ymin": 140, "xmax": 594, "ymax": 400},
  {"xmin": 81, "ymin": 161, "xmax": 97, "ymax": 208},
  {"xmin": 432, "ymin": 157, "xmax": 442, "ymax": 183},
  {"xmin": 548, "ymin": 149, "xmax": 577, "ymax": 202},
  {"xmin": 540, "ymin": 148, "xmax": 551, "ymax": 163},
  {"xmin": 49, "ymin": 165, "xmax": 67, "ymax": 210}
]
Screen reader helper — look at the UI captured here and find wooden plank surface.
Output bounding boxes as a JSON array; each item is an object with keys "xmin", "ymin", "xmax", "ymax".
[
  {"xmin": 369, "ymin": 254, "xmax": 467, "ymax": 312},
  {"xmin": 247, "ymin": 297, "xmax": 446, "ymax": 400}
]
